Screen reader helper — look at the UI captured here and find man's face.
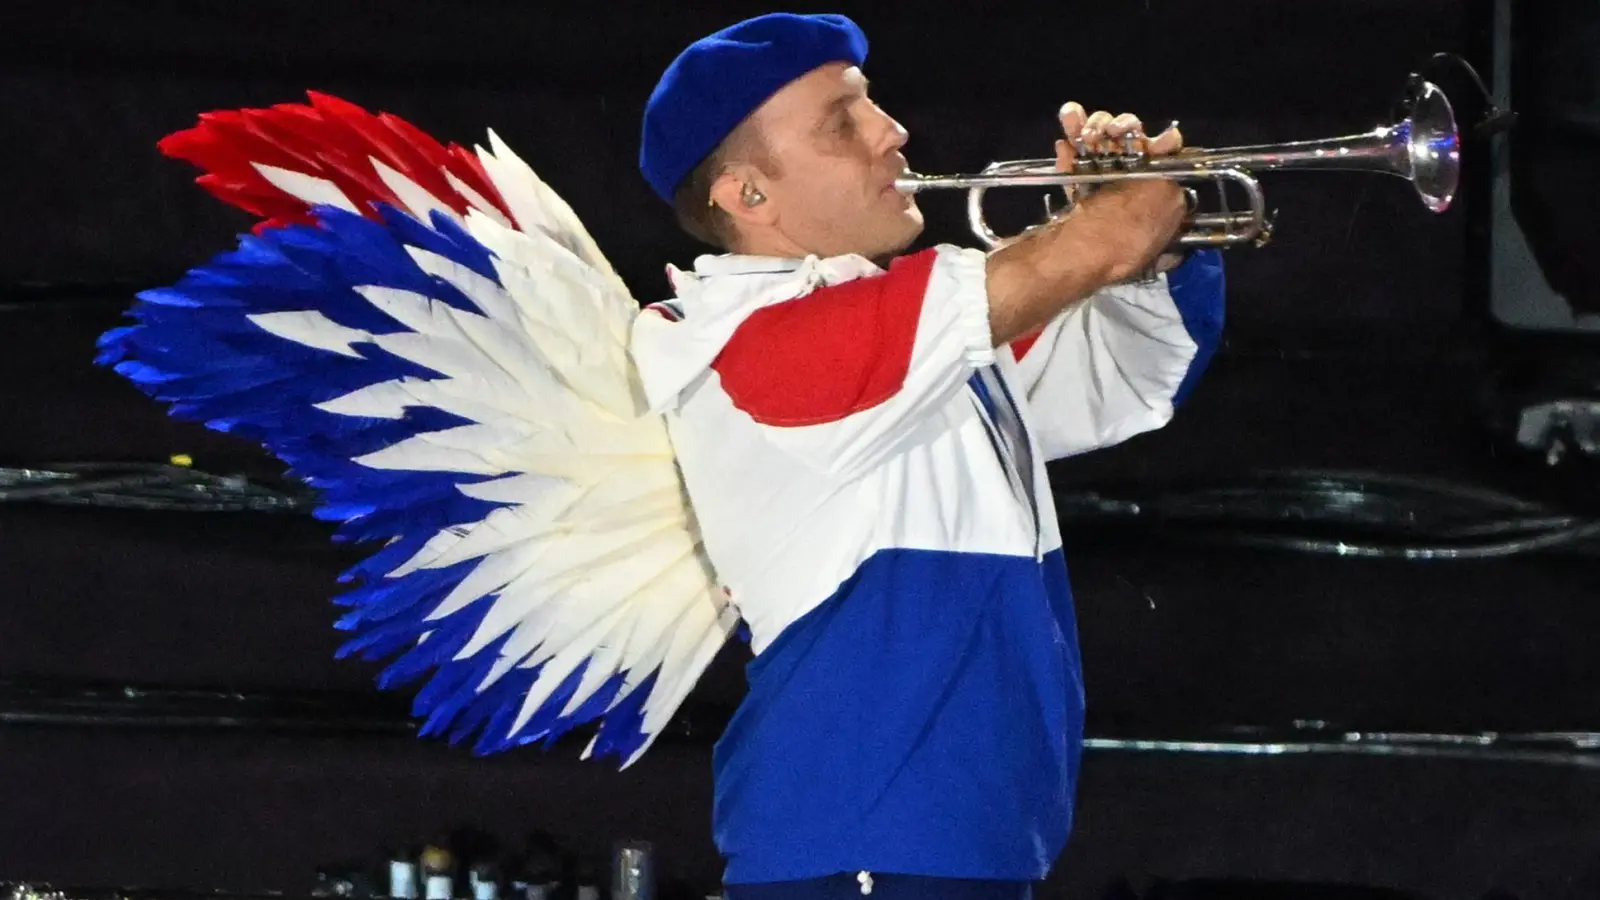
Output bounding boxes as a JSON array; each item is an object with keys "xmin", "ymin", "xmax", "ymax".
[{"xmin": 747, "ymin": 63, "xmax": 923, "ymax": 260}]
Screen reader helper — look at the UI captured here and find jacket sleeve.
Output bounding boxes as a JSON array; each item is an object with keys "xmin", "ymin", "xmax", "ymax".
[
  {"xmin": 710, "ymin": 244, "xmax": 994, "ymax": 481},
  {"xmin": 1007, "ymin": 249, "xmax": 1226, "ymax": 462}
]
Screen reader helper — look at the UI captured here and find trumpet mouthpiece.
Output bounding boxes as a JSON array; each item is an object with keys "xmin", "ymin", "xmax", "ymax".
[{"xmin": 893, "ymin": 174, "xmax": 928, "ymax": 194}]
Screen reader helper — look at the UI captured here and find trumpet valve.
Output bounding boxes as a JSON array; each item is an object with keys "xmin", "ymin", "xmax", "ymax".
[
  {"xmin": 1252, "ymin": 209, "xmax": 1280, "ymax": 248},
  {"xmin": 1122, "ymin": 133, "xmax": 1145, "ymax": 163}
]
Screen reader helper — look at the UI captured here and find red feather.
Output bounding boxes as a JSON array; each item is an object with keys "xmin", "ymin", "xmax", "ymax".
[{"xmin": 159, "ymin": 92, "xmax": 518, "ymax": 230}]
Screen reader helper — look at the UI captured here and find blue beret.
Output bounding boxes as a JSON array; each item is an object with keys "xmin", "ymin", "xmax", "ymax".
[{"xmin": 640, "ymin": 13, "xmax": 869, "ymax": 204}]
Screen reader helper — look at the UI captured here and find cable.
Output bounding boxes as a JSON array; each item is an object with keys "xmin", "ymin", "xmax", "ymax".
[
  {"xmin": 1402, "ymin": 51, "xmax": 1518, "ymax": 139},
  {"xmin": 4, "ymin": 461, "xmax": 1595, "ymax": 559},
  {"xmin": 1053, "ymin": 469, "xmax": 1600, "ymax": 560},
  {"xmin": 0, "ymin": 462, "xmax": 313, "ymax": 513},
  {"xmin": 1430, "ymin": 51, "xmax": 1519, "ymax": 139}
]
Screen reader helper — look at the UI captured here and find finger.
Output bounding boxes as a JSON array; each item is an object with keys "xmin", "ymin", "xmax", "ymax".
[
  {"xmin": 1147, "ymin": 120, "xmax": 1183, "ymax": 156},
  {"xmin": 1057, "ymin": 103, "xmax": 1085, "ymax": 170},
  {"xmin": 1055, "ymin": 139, "xmax": 1071, "ymax": 173},
  {"xmin": 1058, "ymin": 102, "xmax": 1086, "ymax": 141},
  {"xmin": 1055, "ymin": 138, "xmax": 1076, "ymax": 173},
  {"xmin": 1081, "ymin": 109, "xmax": 1115, "ymax": 150},
  {"xmin": 1107, "ymin": 114, "xmax": 1149, "ymax": 156},
  {"xmin": 1104, "ymin": 112, "xmax": 1144, "ymax": 140}
]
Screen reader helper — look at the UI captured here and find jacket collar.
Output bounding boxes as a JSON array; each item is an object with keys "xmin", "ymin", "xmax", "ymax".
[{"xmin": 668, "ymin": 252, "xmax": 883, "ymax": 287}]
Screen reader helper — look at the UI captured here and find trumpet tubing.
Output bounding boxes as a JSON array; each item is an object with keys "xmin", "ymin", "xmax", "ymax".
[{"xmin": 895, "ymin": 79, "xmax": 1461, "ymax": 250}]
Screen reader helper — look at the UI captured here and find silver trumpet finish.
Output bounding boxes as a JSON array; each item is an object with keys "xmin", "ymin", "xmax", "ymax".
[{"xmin": 894, "ymin": 79, "xmax": 1461, "ymax": 250}]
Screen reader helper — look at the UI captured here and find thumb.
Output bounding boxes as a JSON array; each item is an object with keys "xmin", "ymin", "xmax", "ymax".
[
  {"xmin": 1146, "ymin": 121, "xmax": 1184, "ymax": 156},
  {"xmin": 1055, "ymin": 138, "xmax": 1076, "ymax": 173}
]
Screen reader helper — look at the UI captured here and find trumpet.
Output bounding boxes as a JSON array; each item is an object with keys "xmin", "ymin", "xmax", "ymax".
[{"xmin": 894, "ymin": 78, "xmax": 1461, "ymax": 249}]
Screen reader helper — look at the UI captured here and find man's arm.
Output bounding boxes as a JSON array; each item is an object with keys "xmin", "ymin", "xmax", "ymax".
[
  {"xmin": 1008, "ymin": 249, "xmax": 1227, "ymax": 462},
  {"xmin": 984, "ymin": 184, "xmax": 1187, "ymax": 345},
  {"xmin": 984, "ymin": 109, "xmax": 1190, "ymax": 346},
  {"xmin": 978, "ymin": 105, "xmax": 1220, "ymax": 461}
]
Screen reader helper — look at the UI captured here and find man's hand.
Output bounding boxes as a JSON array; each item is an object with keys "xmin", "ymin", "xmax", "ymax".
[
  {"xmin": 1054, "ymin": 103, "xmax": 1183, "ymax": 171},
  {"xmin": 983, "ymin": 105, "xmax": 1191, "ymax": 346},
  {"xmin": 1056, "ymin": 103, "xmax": 1188, "ymax": 275}
]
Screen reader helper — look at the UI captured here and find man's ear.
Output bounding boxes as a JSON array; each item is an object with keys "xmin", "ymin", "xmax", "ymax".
[{"xmin": 709, "ymin": 165, "xmax": 777, "ymax": 228}]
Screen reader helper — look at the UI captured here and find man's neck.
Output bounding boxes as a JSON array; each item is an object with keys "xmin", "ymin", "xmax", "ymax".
[{"xmin": 730, "ymin": 230, "xmax": 819, "ymax": 261}]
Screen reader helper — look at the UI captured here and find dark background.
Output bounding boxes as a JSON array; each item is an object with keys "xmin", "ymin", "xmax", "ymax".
[{"xmin": 1, "ymin": 2, "xmax": 1598, "ymax": 899}]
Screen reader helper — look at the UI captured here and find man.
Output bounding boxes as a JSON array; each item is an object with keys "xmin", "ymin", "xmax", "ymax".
[{"xmin": 630, "ymin": 12, "xmax": 1225, "ymax": 900}]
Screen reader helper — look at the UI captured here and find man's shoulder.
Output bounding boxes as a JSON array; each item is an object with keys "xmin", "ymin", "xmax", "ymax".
[
  {"xmin": 632, "ymin": 246, "xmax": 975, "ymax": 419},
  {"xmin": 709, "ymin": 248, "xmax": 947, "ymax": 427}
]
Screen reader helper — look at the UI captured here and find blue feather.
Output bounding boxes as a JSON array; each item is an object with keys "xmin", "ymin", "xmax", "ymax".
[
  {"xmin": 336, "ymin": 531, "xmax": 441, "ymax": 587},
  {"xmin": 413, "ymin": 632, "xmax": 515, "ymax": 730},
  {"xmin": 563, "ymin": 671, "xmax": 628, "ymax": 728},
  {"xmin": 373, "ymin": 591, "xmax": 497, "ymax": 690},
  {"xmin": 376, "ymin": 206, "xmax": 499, "ymax": 277},
  {"xmin": 333, "ymin": 559, "xmax": 479, "ymax": 633},
  {"xmin": 585, "ymin": 671, "xmax": 657, "ymax": 762},
  {"xmin": 454, "ymin": 659, "xmax": 545, "ymax": 748}
]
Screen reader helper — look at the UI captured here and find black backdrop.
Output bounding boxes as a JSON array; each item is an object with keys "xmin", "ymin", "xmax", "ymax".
[
  {"xmin": 3, "ymin": 2, "xmax": 1599, "ymax": 900},
  {"xmin": 4, "ymin": 0, "xmax": 1475, "ymax": 335}
]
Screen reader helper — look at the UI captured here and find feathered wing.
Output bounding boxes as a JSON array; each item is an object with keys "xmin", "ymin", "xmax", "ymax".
[{"xmin": 99, "ymin": 93, "xmax": 737, "ymax": 766}]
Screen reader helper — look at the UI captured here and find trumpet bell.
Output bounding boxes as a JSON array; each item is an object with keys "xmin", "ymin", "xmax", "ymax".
[{"xmin": 1403, "ymin": 80, "xmax": 1461, "ymax": 213}]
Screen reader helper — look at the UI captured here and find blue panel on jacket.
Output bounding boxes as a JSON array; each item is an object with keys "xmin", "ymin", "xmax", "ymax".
[
  {"xmin": 1166, "ymin": 248, "xmax": 1227, "ymax": 407},
  {"xmin": 712, "ymin": 547, "xmax": 1084, "ymax": 884}
]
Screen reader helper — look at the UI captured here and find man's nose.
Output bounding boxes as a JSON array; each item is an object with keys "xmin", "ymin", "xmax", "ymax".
[{"xmin": 868, "ymin": 105, "xmax": 909, "ymax": 153}]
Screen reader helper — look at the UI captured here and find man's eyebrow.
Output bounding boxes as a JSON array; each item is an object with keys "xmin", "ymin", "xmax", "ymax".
[{"xmin": 822, "ymin": 79, "xmax": 869, "ymax": 117}]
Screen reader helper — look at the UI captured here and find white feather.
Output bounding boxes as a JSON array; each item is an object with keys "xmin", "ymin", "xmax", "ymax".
[
  {"xmin": 405, "ymin": 247, "xmax": 524, "ymax": 325},
  {"xmin": 623, "ymin": 617, "xmax": 737, "ymax": 767},
  {"xmin": 455, "ymin": 471, "xmax": 584, "ymax": 505},
  {"xmin": 252, "ymin": 164, "xmax": 362, "ymax": 214},
  {"xmin": 505, "ymin": 603, "xmax": 633, "ymax": 735},
  {"xmin": 371, "ymin": 158, "xmax": 462, "ymax": 226},
  {"xmin": 247, "ymin": 310, "xmax": 370, "ymax": 357},
  {"xmin": 444, "ymin": 169, "xmax": 516, "ymax": 230}
]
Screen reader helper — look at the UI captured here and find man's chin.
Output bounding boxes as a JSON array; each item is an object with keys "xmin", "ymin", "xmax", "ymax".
[
  {"xmin": 867, "ymin": 224, "xmax": 923, "ymax": 268},
  {"xmin": 890, "ymin": 215, "xmax": 925, "ymax": 253}
]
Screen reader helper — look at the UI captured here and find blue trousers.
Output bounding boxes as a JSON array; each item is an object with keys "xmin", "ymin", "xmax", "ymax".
[{"xmin": 725, "ymin": 874, "xmax": 1035, "ymax": 900}]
